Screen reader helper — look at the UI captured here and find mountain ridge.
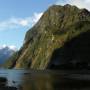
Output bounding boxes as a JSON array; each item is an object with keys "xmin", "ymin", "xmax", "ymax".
[
  {"xmin": 0, "ymin": 46, "xmax": 15, "ymax": 65},
  {"xmin": 3, "ymin": 4, "xmax": 90, "ymax": 69}
]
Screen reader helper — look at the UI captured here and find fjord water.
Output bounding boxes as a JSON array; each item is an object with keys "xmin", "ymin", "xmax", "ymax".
[{"xmin": 0, "ymin": 69, "xmax": 90, "ymax": 90}]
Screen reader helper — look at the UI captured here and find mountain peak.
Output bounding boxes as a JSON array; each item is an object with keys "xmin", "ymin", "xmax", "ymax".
[
  {"xmin": 48, "ymin": 4, "xmax": 78, "ymax": 10},
  {"xmin": 4, "ymin": 4, "xmax": 90, "ymax": 69},
  {"xmin": 0, "ymin": 46, "xmax": 16, "ymax": 65},
  {"xmin": 80, "ymin": 8, "xmax": 90, "ymax": 16},
  {"xmin": 64, "ymin": 4, "xmax": 71, "ymax": 7},
  {"xmin": 0, "ymin": 45, "xmax": 17, "ymax": 51}
]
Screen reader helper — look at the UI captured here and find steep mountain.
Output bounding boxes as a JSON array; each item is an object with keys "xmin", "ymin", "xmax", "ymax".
[
  {"xmin": 0, "ymin": 46, "xmax": 15, "ymax": 65},
  {"xmin": 4, "ymin": 4, "xmax": 90, "ymax": 69}
]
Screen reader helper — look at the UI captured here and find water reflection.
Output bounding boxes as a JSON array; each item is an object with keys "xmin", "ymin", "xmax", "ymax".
[
  {"xmin": 0, "ymin": 70, "xmax": 90, "ymax": 90},
  {"xmin": 21, "ymin": 70, "xmax": 90, "ymax": 90},
  {"xmin": 22, "ymin": 71, "xmax": 54, "ymax": 90}
]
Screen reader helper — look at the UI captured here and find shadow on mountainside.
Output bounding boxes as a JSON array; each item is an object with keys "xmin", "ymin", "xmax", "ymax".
[{"xmin": 48, "ymin": 30, "xmax": 90, "ymax": 70}]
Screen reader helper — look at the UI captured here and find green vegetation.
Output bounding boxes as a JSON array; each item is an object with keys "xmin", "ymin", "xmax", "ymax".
[{"xmin": 3, "ymin": 4, "xmax": 90, "ymax": 69}]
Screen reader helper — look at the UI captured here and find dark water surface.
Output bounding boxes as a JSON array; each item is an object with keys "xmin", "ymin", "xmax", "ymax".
[{"xmin": 0, "ymin": 69, "xmax": 90, "ymax": 90}]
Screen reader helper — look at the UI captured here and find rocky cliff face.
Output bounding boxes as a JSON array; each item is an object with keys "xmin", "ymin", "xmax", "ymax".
[{"xmin": 4, "ymin": 4, "xmax": 90, "ymax": 69}]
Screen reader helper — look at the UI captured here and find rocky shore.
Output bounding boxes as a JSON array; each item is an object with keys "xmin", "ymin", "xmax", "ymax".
[{"xmin": 0, "ymin": 77, "xmax": 17, "ymax": 90}]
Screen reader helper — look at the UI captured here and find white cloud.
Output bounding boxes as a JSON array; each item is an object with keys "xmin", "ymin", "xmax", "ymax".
[
  {"xmin": 0, "ymin": 45, "xmax": 17, "ymax": 51},
  {"xmin": 32, "ymin": 13, "xmax": 43, "ymax": 24},
  {"xmin": 56, "ymin": 0, "xmax": 90, "ymax": 11},
  {"xmin": 0, "ymin": 12, "xmax": 43, "ymax": 31},
  {"xmin": 0, "ymin": 44, "xmax": 6, "ymax": 49},
  {"xmin": 19, "ymin": 19, "xmax": 29, "ymax": 26},
  {"xmin": 9, "ymin": 45, "xmax": 17, "ymax": 51},
  {"xmin": 56, "ymin": 0, "xmax": 69, "ymax": 6}
]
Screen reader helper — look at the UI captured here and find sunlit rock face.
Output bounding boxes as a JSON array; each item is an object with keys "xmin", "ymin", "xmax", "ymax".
[{"xmin": 4, "ymin": 4, "xmax": 90, "ymax": 70}]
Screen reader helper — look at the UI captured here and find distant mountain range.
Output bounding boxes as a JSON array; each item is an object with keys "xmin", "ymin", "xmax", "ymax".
[
  {"xmin": 0, "ymin": 46, "xmax": 15, "ymax": 64},
  {"xmin": 3, "ymin": 4, "xmax": 90, "ymax": 69}
]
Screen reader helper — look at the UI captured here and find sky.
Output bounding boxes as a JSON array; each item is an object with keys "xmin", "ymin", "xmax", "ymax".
[{"xmin": 0, "ymin": 0, "xmax": 90, "ymax": 50}]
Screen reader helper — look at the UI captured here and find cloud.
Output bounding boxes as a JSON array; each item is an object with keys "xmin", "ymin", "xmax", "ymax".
[
  {"xmin": 56, "ymin": 0, "xmax": 90, "ymax": 11},
  {"xmin": 18, "ymin": 19, "xmax": 29, "ymax": 26},
  {"xmin": 0, "ymin": 12, "xmax": 43, "ymax": 31},
  {"xmin": 32, "ymin": 13, "xmax": 43, "ymax": 24},
  {"xmin": 9, "ymin": 45, "xmax": 17, "ymax": 51},
  {"xmin": 0, "ymin": 44, "xmax": 17, "ymax": 51},
  {"xmin": 56, "ymin": 0, "xmax": 69, "ymax": 6}
]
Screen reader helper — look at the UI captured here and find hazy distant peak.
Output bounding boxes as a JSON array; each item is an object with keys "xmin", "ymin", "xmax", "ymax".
[
  {"xmin": 0, "ymin": 45, "xmax": 17, "ymax": 51},
  {"xmin": 0, "ymin": 45, "xmax": 16, "ymax": 64}
]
